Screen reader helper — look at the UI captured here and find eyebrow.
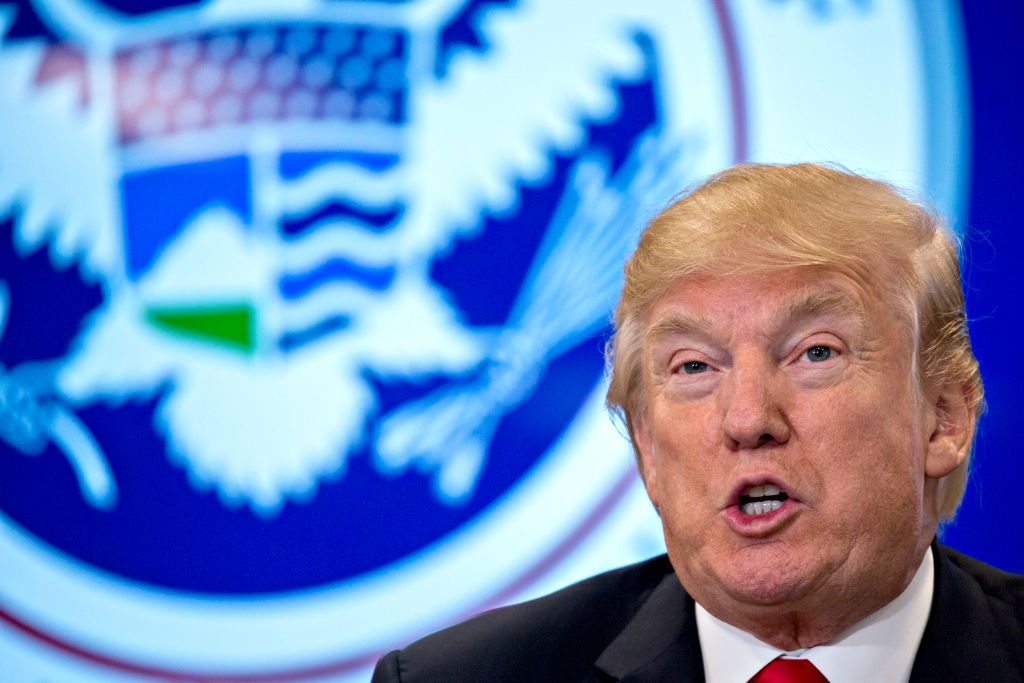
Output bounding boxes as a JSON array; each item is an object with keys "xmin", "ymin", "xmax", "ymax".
[
  {"xmin": 645, "ymin": 310, "xmax": 715, "ymax": 348},
  {"xmin": 644, "ymin": 285, "xmax": 866, "ymax": 348},
  {"xmin": 771, "ymin": 286, "xmax": 865, "ymax": 330}
]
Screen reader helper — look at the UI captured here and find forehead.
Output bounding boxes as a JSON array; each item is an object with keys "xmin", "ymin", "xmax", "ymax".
[{"xmin": 644, "ymin": 267, "xmax": 897, "ymax": 340}]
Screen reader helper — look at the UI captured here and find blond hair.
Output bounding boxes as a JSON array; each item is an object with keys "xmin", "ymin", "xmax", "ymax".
[{"xmin": 605, "ymin": 162, "xmax": 983, "ymax": 520}]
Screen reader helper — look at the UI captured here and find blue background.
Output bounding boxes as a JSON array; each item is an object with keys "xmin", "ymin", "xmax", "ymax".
[{"xmin": 942, "ymin": 1, "xmax": 1024, "ymax": 572}]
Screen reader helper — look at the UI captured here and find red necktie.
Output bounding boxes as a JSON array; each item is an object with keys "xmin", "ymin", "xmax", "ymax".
[{"xmin": 748, "ymin": 657, "xmax": 829, "ymax": 683}]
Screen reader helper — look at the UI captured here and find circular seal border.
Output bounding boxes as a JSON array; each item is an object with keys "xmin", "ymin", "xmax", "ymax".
[{"xmin": 2, "ymin": 0, "xmax": 970, "ymax": 678}]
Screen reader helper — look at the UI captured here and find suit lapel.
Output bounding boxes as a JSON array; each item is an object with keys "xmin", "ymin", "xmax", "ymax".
[{"xmin": 594, "ymin": 573, "xmax": 705, "ymax": 682}]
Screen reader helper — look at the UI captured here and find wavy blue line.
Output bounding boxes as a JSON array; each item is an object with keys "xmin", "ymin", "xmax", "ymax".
[
  {"xmin": 281, "ymin": 200, "xmax": 403, "ymax": 237},
  {"xmin": 279, "ymin": 151, "xmax": 401, "ymax": 179},
  {"xmin": 278, "ymin": 258, "xmax": 396, "ymax": 299}
]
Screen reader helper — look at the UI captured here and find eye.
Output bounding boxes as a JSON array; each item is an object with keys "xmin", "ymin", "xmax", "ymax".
[
  {"xmin": 681, "ymin": 360, "xmax": 709, "ymax": 374},
  {"xmin": 804, "ymin": 345, "xmax": 833, "ymax": 362}
]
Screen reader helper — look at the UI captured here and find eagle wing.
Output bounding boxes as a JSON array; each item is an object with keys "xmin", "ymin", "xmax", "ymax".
[
  {"xmin": 0, "ymin": 8, "xmax": 120, "ymax": 280},
  {"xmin": 398, "ymin": 1, "xmax": 647, "ymax": 255}
]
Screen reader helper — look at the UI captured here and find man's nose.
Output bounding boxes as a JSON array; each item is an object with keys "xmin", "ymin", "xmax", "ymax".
[{"xmin": 718, "ymin": 358, "xmax": 791, "ymax": 451}]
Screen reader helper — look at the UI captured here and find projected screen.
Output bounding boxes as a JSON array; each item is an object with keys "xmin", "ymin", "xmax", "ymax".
[{"xmin": 0, "ymin": 1, "xmax": 1017, "ymax": 681}]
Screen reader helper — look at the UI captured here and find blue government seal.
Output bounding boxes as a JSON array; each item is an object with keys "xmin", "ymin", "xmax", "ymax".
[{"xmin": 0, "ymin": 0, "xmax": 966, "ymax": 678}]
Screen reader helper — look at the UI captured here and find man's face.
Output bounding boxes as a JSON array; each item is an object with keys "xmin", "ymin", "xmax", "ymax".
[{"xmin": 634, "ymin": 266, "xmax": 954, "ymax": 628}]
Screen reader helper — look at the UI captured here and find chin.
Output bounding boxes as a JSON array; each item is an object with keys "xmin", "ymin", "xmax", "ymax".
[
  {"xmin": 720, "ymin": 568, "xmax": 814, "ymax": 607},
  {"xmin": 711, "ymin": 546, "xmax": 823, "ymax": 607}
]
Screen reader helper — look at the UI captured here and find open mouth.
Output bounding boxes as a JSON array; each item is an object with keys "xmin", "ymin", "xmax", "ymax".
[{"xmin": 738, "ymin": 484, "xmax": 790, "ymax": 516}]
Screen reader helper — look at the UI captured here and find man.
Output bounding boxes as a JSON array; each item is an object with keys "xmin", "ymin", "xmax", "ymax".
[{"xmin": 372, "ymin": 163, "xmax": 1024, "ymax": 682}]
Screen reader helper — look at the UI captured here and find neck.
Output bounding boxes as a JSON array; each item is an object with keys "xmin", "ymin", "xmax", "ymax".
[{"xmin": 727, "ymin": 599, "xmax": 896, "ymax": 651}]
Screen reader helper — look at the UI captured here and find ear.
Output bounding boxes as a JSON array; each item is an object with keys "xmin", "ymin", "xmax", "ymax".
[
  {"xmin": 630, "ymin": 411, "xmax": 660, "ymax": 509},
  {"xmin": 924, "ymin": 382, "xmax": 975, "ymax": 480}
]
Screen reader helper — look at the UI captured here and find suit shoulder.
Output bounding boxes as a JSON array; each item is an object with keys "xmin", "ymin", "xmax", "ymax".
[
  {"xmin": 941, "ymin": 544, "xmax": 1024, "ymax": 609},
  {"xmin": 376, "ymin": 554, "xmax": 676, "ymax": 682}
]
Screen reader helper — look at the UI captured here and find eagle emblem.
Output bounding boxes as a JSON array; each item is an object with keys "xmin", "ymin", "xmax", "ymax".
[{"xmin": 0, "ymin": 0, "xmax": 696, "ymax": 515}]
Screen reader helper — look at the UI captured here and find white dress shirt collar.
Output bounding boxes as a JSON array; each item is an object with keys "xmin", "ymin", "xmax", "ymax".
[{"xmin": 695, "ymin": 546, "xmax": 934, "ymax": 683}]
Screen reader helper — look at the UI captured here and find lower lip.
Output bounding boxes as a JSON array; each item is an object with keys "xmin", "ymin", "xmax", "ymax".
[{"xmin": 723, "ymin": 498, "xmax": 801, "ymax": 536}]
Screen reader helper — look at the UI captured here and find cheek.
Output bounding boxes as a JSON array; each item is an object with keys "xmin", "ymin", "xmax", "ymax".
[
  {"xmin": 663, "ymin": 398, "xmax": 719, "ymax": 448},
  {"xmin": 649, "ymin": 416, "xmax": 720, "ymax": 522},
  {"xmin": 652, "ymin": 406, "xmax": 718, "ymax": 468},
  {"xmin": 809, "ymin": 399, "xmax": 926, "ymax": 521}
]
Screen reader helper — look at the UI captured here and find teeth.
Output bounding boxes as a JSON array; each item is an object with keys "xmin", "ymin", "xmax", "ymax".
[
  {"xmin": 743, "ymin": 484, "xmax": 782, "ymax": 499},
  {"xmin": 741, "ymin": 499, "xmax": 784, "ymax": 516}
]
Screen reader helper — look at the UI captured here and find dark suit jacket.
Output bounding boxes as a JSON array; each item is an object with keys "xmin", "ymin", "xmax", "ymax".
[{"xmin": 372, "ymin": 543, "xmax": 1024, "ymax": 682}]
